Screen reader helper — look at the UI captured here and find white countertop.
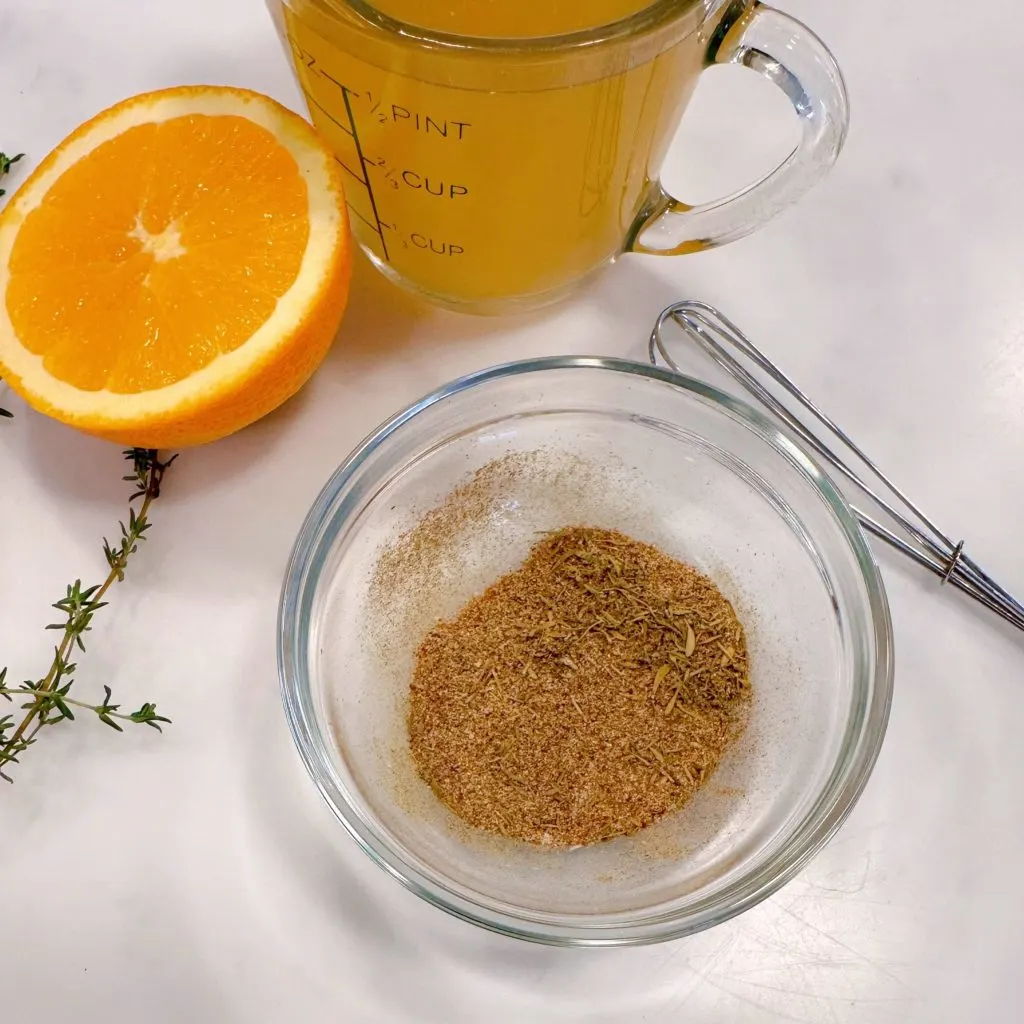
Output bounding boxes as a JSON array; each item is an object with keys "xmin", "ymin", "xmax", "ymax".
[{"xmin": 2, "ymin": 1, "xmax": 1023, "ymax": 1020}]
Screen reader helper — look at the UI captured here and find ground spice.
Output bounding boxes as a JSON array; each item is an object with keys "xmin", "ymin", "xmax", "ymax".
[{"xmin": 408, "ymin": 526, "xmax": 751, "ymax": 848}]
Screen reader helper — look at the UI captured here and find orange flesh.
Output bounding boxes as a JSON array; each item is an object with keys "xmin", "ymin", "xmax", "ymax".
[{"xmin": 6, "ymin": 114, "xmax": 309, "ymax": 393}]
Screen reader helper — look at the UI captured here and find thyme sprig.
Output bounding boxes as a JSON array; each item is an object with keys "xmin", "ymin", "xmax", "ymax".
[
  {"xmin": 1, "ymin": 149, "xmax": 23, "ymax": 417},
  {"xmin": 0, "ymin": 449, "xmax": 176, "ymax": 782},
  {"xmin": 0, "ymin": 151, "xmax": 23, "ymax": 198}
]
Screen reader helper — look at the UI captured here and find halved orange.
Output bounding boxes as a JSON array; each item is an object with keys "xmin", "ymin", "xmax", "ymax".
[{"xmin": 0, "ymin": 86, "xmax": 351, "ymax": 447}]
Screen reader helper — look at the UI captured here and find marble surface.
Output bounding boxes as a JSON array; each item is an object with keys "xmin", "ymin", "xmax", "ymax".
[{"xmin": 2, "ymin": 1, "xmax": 1023, "ymax": 1020}]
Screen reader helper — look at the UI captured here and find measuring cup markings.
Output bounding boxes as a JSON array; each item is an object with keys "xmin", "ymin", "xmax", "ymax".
[
  {"xmin": 289, "ymin": 37, "xmax": 473, "ymax": 263},
  {"xmin": 289, "ymin": 39, "xmax": 392, "ymax": 259},
  {"xmin": 370, "ymin": 150, "xmax": 471, "ymax": 202},
  {"xmin": 338, "ymin": 85, "xmax": 394, "ymax": 261},
  {"xmin": 276, "ymin": 1, "xmax": 849, "ymax": 310},
  {"xmin": 398, "ymin": 171, "xmax": 470, "ymax": 199},
  {"xmin": 377, "ymin": 101, "xmax": 472, "ymax": 140}
]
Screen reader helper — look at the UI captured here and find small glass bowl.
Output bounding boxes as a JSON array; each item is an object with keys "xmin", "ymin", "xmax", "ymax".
[{"xmin": 278, "ymin": 357, "xmax": 893, "ymax": 946}]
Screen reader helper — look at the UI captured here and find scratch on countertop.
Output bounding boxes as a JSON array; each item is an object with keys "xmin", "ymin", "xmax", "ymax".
[{"xmin": 655, "ymin": 845, "xmax": 920, "ymax": 1023}]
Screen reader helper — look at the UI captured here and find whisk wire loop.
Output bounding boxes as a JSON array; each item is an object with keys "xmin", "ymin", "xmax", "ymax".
[{"xmin": 649, "ymin": 301, "xmax": 1024, "ymax": 632}]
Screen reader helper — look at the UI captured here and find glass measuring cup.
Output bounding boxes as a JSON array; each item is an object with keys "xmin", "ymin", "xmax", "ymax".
[{"xmin": 269, "ymin": 1, "xmax": 849, "ymax": 314}]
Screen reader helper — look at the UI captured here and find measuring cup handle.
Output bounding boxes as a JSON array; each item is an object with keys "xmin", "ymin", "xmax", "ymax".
[{"xmin": 627, "ymin": 1, "xmax": 849, "ymax": 256}]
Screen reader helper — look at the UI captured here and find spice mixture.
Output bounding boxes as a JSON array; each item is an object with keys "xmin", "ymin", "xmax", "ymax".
[{"xmin": 408, "ymin": 526, "xmax": 751, "ymax": 847}]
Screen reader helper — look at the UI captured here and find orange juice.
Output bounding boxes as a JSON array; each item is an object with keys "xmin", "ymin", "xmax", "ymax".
[{"xmin": 272, "ymin": 1, "xmax": 710, "ymax": 310}]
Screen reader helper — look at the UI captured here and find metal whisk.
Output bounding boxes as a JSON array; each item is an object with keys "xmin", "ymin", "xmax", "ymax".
[{"xmin": 649, "ymin": 300, "xmax": 1024, "ymax": 632}]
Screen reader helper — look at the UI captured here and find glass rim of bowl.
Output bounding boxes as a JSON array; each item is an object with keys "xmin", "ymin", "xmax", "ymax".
[{"xmin": 278, "ymin": 355, "xmax": 895, "ymax": 946}]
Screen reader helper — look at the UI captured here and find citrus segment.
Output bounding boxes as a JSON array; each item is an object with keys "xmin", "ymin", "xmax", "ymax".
[{"xmin": 0, "ymin": 86, "xmax": 351, "ymax": 446}]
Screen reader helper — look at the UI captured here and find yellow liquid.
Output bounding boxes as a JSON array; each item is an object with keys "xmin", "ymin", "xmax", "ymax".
[
  {"xmin": 275, "ymin": 1, "xmax": 707, "ymax": 309},
  {"xmin": 369, "ymin": 0, "xmax": 659, "ymax": 37}
]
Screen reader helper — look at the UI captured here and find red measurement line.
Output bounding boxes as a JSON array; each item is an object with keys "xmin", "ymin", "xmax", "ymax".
[
  {"xmin": 319, "ymin": 68, "xmax": 349, "ymax": 94},
  {"xmin": 346, "ymin": 201, "xmax": 385, "ymax": 238},
  {"xmin": 306, "ymin": 93, "xmax": 355, "ymax": 140},
  {"xmin": 341, "ymin": 85, "xmax": 390, "ymax": 262},
  {"xmin": 335, "ymin": 157, "xmax": 368, "ymax": 187}
]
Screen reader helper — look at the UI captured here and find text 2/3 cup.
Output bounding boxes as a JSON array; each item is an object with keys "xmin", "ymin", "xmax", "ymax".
[{"xmin": 269, "ymin": 1, "xmax": 849, "ymax": 314}]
